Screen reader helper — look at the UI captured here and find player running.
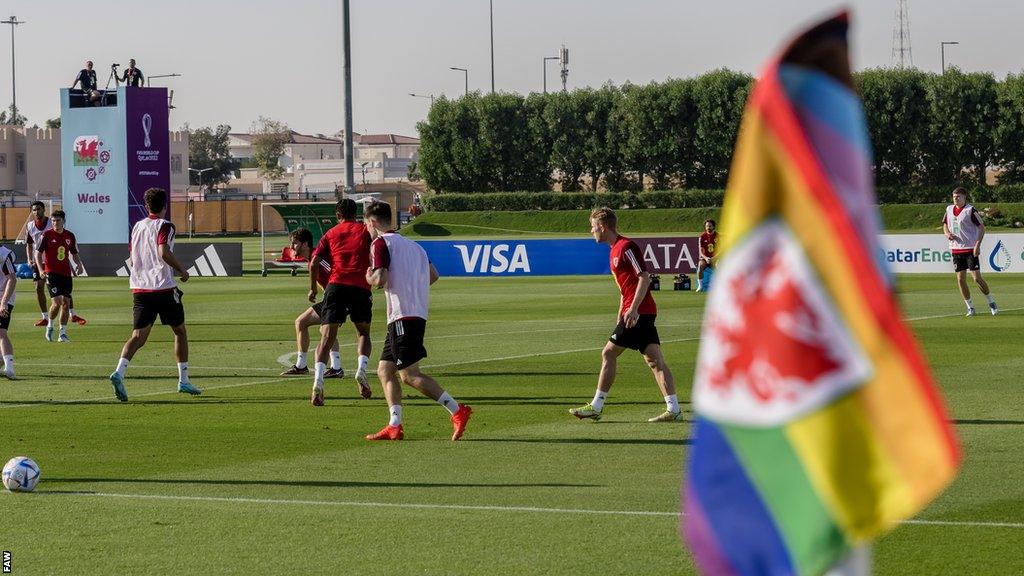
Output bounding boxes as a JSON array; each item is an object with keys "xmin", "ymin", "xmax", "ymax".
[
  {"xmin": 943, "ymin": 187, "xmax": 998, "ymax": 317},
  {"xmin": 306, "ymin": 199, "xmax": 374, "ymax": 405},
  {"xmin": 109, "ymin": 188, "xmax": 201, "ymax": 401},
  {"xmin": 279, "ymin": 227, "xmax": 346, "ymax": 380},
  {"xmin": 362, "ymin": 201, "xmax": 472, "ymax": 441},
  {"xmin": 570, "ymin": 207, "xmax": 681, "ymax": 422},
  {"xmin": 24, "ymin": 202, "xmax": 86, "ymax": 327},
  {"xmin": 0, "ymin": 244, "xmax": 18, "ymax": 379},
  {"xmin": 37, "ymin": 211, "xmax": 85, "ymax": 343}
]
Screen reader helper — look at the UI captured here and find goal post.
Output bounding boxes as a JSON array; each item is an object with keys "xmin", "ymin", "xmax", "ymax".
[{"xmin": 259, "ymin": 201, "xmax": 367, "ymax": 276}]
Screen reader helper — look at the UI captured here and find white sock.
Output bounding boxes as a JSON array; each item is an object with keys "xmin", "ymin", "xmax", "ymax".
[
  {"xmin": 985, "ymin": 293, "xmax": 996, "ymax": 305},
  {"xmin": 70, "ymin": 308, "xmax": 76, "ymax": 317},
  {"xmin": 295, "ymin": 351, "xmax": 308, "ymax": 370},
  {"xmin": 314, "ymin": 362, "xmax": 326, "ymax": 387},
  {"xmin": 665, "ymin": 394, "xmax": 680, "ymax": 413},
  {"xmin": 696, "ymin": 280, "xmax": 703, "ymax": 290},
  {"xmin": 591, "ymin": 390, "xmax": 608, "ymax": 412},
  {"xmin": 115, "ymin": 357, "xmax": 130, "ymax": 377},
  {"xmin": 357, "ymin": 355, "xmax": 369, "ymax": 373},
  {"xmin": 47, "ymin": 318, "xmax": 53, "ymax": 327},
  {"xmin": 60, "ymin": 325, "xmax": 67, "ymax": 335},
  {"xmin": 330, "ymin": 351, "xmax": 342, "ymax": 371},
  {"xmin": 3, "ymin": 355, "xmax": 13, "ymax": 372},
  {"xmin": 437, "ymin": 391, "xmax": 460, "ymax": 415},
  {"xmin": 965, "ymin": 298, "xmax": 974, "ymax": 311},
  {"xmin": 388, "ymin": 404, "xmax": 403, "ymax": 426},
  {"xmin": 40, "ymin": 312, "xmax": 47, "ymax": 320},
  {"xmin": 177, "ymin": 362, "xmax": 189, "ymax": 383}
]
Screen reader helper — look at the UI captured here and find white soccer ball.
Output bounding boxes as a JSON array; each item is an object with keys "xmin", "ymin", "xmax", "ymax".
[{"xmin": 2, "ymin": 456, "xmax": 41, "ymax": 492}]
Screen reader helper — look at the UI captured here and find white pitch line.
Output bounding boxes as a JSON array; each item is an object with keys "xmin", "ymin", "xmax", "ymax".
[
  {"xmin": 905, "ymin": 307, "xmax": 1022, "ymax": 322},
  {"xmin": 421, "ymin": 336, "xmax": 701, "ymax": 369},
  {"xmin": 32, "ymin": 491, "xmax": 1024, "ymax": 529}
]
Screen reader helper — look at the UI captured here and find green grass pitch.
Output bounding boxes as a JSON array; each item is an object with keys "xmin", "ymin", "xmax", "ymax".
[{"xmin": 1, "ymin": 263, "xmax": 1022, "ymax": 574}]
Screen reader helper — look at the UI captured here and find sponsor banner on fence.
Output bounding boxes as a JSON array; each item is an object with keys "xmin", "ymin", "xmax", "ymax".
[
  {"xmin": 419, "ymin": 236, "xmax": 702, "ymax": 277},
  {"xmin": 879, "ymin": 233, "xmax": 1024, "ymax": 273},
  {"xmin": 1, "ymin": 243, "xmax": 243, "ymax": 277}
]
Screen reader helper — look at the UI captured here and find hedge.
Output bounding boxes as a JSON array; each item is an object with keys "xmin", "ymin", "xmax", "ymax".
[{"xmin": 422, "ymin": 185, "xmax": 1024, "ymax": 212}]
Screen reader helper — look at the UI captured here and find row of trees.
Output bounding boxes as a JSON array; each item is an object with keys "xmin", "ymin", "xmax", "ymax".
[
  {"xmin": 417, "ymin": 68, "xmax": 1024, "ymax": 193},
  {"xmin": 186, "ymin": 117, "xmax": 291, "ymax": 186}
]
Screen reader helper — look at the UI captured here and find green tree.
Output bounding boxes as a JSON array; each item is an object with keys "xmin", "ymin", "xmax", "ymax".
[
  {"xmin": 581, "ymin": 84, "xmax": 623, "ymax": 191},
  {"xmin": 188, "ymin": 124, "xmax": 239, "ymax": 185},
  {"xmin": 923, "ymin": 69, "xmax": 1000, "ymax": 185},
  {"xmin": 544, "ymin": 90, "xmax": 589, "ymax": 191},
  {"xmin": 250, "ymin": 116, "xmax": 290, "ymax": 182},
  {"xmin": 855, "ymin": 68, "xmax": 929, "ymax": 185},
  {"xmin": 995, "ymin": 73, "xmax": 1024, "ymax": 183},
  {"xmin": 0, "ymin": 104, "xmax": 27, "ymax": 126},
  {"xmin": 621, "ymin": 79, "xmax": 696, "ymax": 189},
  {"xmin": 45, "ymin": 117, "xmax": 61, "ymax": 129},
  {"xmin": 689, "ymin": 69, "xmax": 752, "ymax": 187},
  {"xmin": 478, "ymin": 92, "xmax": 549, "ymax": 191}
]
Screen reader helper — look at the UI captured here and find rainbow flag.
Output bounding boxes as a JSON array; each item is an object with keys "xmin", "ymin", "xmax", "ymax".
[{"xmin": 683, "ymin": 13, "xmax": 960, "ymax": 576}]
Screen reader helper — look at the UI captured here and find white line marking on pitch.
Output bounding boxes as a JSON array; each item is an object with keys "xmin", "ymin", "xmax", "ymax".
[{"xmin": 32, "ymin": 491, "xmax": 1024, "ymax": 529}]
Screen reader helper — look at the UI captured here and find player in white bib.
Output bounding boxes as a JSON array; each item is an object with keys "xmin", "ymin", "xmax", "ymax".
[
  {"xmin": 0, "ymin": 245, "xmax": 18, "ymax": 379},
  {"xmin": 362, "ymin": 201, "xmax": 472, "ymax": 441},
  {"xmin": 24, "ymin": 202, "xmax": 87, "ymax": 327},
  {"xmin": 109, "ymin": 188, "xmax": 201, "ymax": 401},
  {"xmin": 942, "ymin": 188, "xmax": 997, "ymax": 317}
]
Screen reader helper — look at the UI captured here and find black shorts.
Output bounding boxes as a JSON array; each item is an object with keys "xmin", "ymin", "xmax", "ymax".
[
  {"xmin": 381, "ymin": 318, "xmax": 427, "ymax": 368},
  {"xmin": 0, "ymin": 304, "xmax": 12, "ymax": 330},
  {"xmin": 46, "ymin": 273, "xmax": 73, "ymax": 298},
  {"xmin": 609, "ymin": 314, "xmax": 661, "ymax": 352},
  {"xmin": 953, "ymin": 252, "xmax": 980, "ymax": 273},
  {"xmin": 320, "ymin": 284, "xmax": 372, "ymax": 325},
  {"xmin": 311, "ymin": 300, "xmax": 325, "ymax": 318},
  {"xmin": 133, "ymin": 288, "xmax": 185, "ymax": 329}
]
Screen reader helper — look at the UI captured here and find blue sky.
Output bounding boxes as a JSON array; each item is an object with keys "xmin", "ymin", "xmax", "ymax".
[{"xmin": 3, "ymin": 0, "xmax": 1021, "ymax": 137}]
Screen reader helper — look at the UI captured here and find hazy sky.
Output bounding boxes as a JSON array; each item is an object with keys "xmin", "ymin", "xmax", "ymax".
[{"xmin": 4, "ymin": 0, "xmax": 1022, "ymax": 137}]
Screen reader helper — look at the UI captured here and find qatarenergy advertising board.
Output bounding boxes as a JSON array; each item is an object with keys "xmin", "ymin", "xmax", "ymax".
[{"xmin": 879, "ymin": 233, "xmax": 1024, "ymax": 273}]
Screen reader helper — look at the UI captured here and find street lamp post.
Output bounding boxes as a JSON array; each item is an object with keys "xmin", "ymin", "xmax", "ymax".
[
  {"xmin": 450, "ymin": 67, "xmax": 468, "ymax": 97},
  {"xmin": 189, "ymin": 167, "xmax": 214, "ymax": 191},
  {"xmin": 489, "ymin": 0, "xmax": 494, "ymax": 93},
  {"xmin": 1, "ymin": 16, "xmax": 26, "ymax": 122},
  {"xmin": 409, "ymin": 93, "xmax": 435, "ymax": 105},
  {"xmin": 147, "ymin": 73, "xmax": 182, "ymax": 87},
  {"xmin": 543, "ymin": 56, "xmax": 558, "ymax": 93},
  {"xmin": 941, "ymin": 41, "xmax": 959, "ymax": 74}
]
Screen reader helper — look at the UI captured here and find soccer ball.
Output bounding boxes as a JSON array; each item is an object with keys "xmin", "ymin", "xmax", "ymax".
[{"xmin": 2, "ymin": 456, "xmax": 41, "ymax": 492}]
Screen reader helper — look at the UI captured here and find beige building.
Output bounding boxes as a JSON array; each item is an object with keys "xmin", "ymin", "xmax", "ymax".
[
  {"xmin": 0, "ymin": 125, "xmax": 190, "ymax": 200},
  {"xmin": 226, "ymin": 130, "xmax": 420, "ymax": 196}
]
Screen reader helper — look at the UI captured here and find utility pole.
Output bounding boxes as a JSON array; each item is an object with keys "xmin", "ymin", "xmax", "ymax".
[
  {"xmin": 342, "ymin": 0, "xmax": 355, "ymax": 195},
  {"xmin": 543, "ymin": 56, "xmax": 558, "ymax": 94},
  {"xmin": 1, "ymin": 16, "xmax": 26, "ymax": 122},
  {"xmin": 489, "ymin": 0, "xmax": 495, "ymax": 93}
]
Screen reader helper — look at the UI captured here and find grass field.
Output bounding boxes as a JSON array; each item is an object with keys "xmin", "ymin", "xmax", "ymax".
[{"xmin": 1, "ymin": 270, "xmax": 1023, "ymax": 575}]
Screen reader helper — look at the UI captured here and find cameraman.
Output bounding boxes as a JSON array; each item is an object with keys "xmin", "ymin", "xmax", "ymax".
[
  {"xmin": 71, "ymin": 60, "xmax": 100, "ymax": 104},
  {"xmin": 121, "ymin": 58, "xmax": 144, "ymax": 87}
]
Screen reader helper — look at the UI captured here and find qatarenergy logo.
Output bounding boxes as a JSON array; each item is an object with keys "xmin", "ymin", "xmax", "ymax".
[
  {"xmin": 880, "ymin": 247, "xmax": 951, "ymax": 264},
  {"xmin": 988, "ymin": 240, "xmax": 1013, "ymax": 272}
]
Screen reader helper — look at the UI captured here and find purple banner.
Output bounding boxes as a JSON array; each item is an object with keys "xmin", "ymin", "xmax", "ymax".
[
  {"xmin": 633, "ymin": 236, "xmax": 701, "ymax": 274},
  {"xmin": 124, "ymin": 87, "xmax": 170, "ymax": 232}
]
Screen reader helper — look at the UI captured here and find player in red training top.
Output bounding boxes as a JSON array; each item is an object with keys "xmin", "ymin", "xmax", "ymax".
[
  {"xmin": 570, "ymin": 207, "xmax": 681, "ymax": 422},
  {"xmin": 307, "ymin": 199, "xmax": 374, "ymax": 405},
  {"xmin": 25, "ymin": 202, "xmax": 86, "ymax": 327},
  {"xmin": 279, "ymin": 227, "xmax": 347, "ymax": 380},
  {"xmin": 36, "ymin": 210, "xmax": 85, "ymax": 343},
  {"xmin": 696, "ymin": 219, "xmax": 717, "ymax": 293},
  {"xmin": 942, "ymin": 187, "xmax": 997, "ymax": 316}
]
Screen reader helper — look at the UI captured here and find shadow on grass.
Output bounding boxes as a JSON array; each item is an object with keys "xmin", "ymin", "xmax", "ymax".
[
  {"xmin": 44, "ymin": 478, "xmax": 599, "ymax": 489},
  {"xmin": 410, "ymin": 222, "xmax": 452, "ymax": 237},
  {"xmin": 465, "ymin": 437, "xmax": 692, "ymax": 446},
  {"xmin": 953, "ymin": 418, "xmax": 1024, "ymax": 426}
]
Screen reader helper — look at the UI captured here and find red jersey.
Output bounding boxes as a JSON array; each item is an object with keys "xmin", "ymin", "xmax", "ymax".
[
  {"xmin": 314, "ymin": 259, "xmax": 331, "ymax": 288},
  {"xmin": 610, "ymin": 235, "xmax": 656, "ymax": 317},
  {"xmin": 311, "ymin": 220, "xmax": 371, "ymax": 289},
  {"xmin": 699, "ymin": 231, "xmax": 718, "ymax": 259},
  {"xmin": 37, "ymin": 229, "xmax": 79, "ymax": 276}
]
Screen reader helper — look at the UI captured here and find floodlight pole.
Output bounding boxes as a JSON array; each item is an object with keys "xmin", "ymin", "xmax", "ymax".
[
  {"xmin": 342, "ymin": 0, "xmax": 355, "ymax": 196},
  {"xmin": 543, "ymin": 56, "xmax": 558, "ymax": 93},
  {"xmin": 489, "ymin": 0, "xmax": 494, "ymax": 93},
  {"xmin": 2, "ymin": 16, "xmax": 26, "ymax": 121}
]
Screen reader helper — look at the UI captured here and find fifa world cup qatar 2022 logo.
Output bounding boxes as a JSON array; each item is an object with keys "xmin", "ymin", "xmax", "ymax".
[{"xmin": 74, "ymin": 135, "xmax": 112, "ymax": 181}]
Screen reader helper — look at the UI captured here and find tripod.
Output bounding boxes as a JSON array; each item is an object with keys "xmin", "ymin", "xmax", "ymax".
[{"xmin": 100, "ymin": 64, "xmax": 121, "ymax": 106}]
